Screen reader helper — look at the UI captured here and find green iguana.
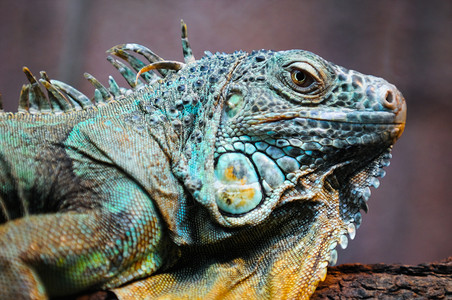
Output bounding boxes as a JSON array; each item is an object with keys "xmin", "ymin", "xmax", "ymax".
[{"xmin": 0, "ymin": 21, "xmax": 406, "ymax": 299}]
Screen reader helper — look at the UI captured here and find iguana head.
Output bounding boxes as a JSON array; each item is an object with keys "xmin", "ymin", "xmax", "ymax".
[{"xmin": 187, "ymin": 49, "xmax": 405, "ymax": 225}]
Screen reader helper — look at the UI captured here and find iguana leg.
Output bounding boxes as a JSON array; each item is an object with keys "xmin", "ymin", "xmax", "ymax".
[{"xmin": 0, "ymin": 178, "xmax": 166, "ymax": 299}]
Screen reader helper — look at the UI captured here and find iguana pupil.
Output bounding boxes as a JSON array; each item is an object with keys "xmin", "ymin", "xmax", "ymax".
[{"xmin": 291, "ymin": 69, "xmax": 310, "ymax": 87}]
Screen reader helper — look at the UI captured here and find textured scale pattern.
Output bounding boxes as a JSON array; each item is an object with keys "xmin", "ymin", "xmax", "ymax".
[{"xmin": 0, "ymin": 21, "xmax": 406, "ymax": 299}]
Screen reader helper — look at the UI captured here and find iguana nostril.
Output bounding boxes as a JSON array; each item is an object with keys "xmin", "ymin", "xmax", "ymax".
[
  {"xmin": 385, "ymin": 91, "xmax": 394, "ymax": 104},
  {"xmin": 381, "ymin": 88, "xmax": 399, "ymax": 110}
]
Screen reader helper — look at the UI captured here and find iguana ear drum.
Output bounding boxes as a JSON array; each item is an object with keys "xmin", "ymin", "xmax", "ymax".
[{"xmin": 214, "ymin": 153, "xmax": 262, "ymax": 214}]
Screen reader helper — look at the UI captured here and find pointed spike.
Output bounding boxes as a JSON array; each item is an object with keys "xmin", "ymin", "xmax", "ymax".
[
  {"xmin": 23, "ymin": 67, "xmax": 51, "ymax": 113},
  {"xmin": 347, "ymin": 223, "xmax": 356, "ymax": 240},
  {"xmin": 40, "ymin": 79, "xmax": 75, "ymax": 112},
  {"xmin": 108, "ymin": 76, "xmax": 121, "ymax": 98},
  {"xmin": 369, "ymin": 176, "xmax": 380, "ymax": 188},
  {"xmin": 339, "ymin": 234, "xmax": 348, "ymax": 249},
  {"xmin": 380, "ymin": 159, "xmax": 391, "ymax": 167},
  {"xmin": 354, "ymin": 212, "xmax": 362, "ymax": 229},
  {"xmin": 328, "ymin": 249, "xmax": 338, "ymax": 266},
  {"xmin": 18, "ymin": 84, "xmax": 30, "ymax": 113},
  {"xmin": 108, "ymin": 48, "xmax": 156, "ymax": 83},
  {"xmin": 181, "ymin": 20, "xmax": 195, "ymax": 64},
  {"xmin": 22, "ymin": 67, "xmax": 38, "ymax": 85},
  {"xmin": 27, "ymin": 83, "xmax": 41, "ymax": 113},
  {"xmin": 107, "ymin": 56, "xmax": 142, "ymax": 88},
  {"xmin": 375, "ymin": 168, "xmax": 386, "ymax": 178},
  {"xmin": 360, "ymin": 201, "xmax": 369, "ymax": 213},
  {"xmin": 39, "ymin": 80, "xmax": 63, "ymax": 113},
  {"xmin": 49, "ymin": 79, "xmax": 92, "ymax": 109},
  {"xmin": 40, "ymin": 71, "xmax": 51, "ymax": 82},
  {"xmin": 84, "ymin": 73, "xmax": 112, "ymax": 102},
  {"xmin": 108, "ymin": 43, "xmax": 164, "ymax": 64},
  {"xmin": 135, "ymin": 61, "xmax": 185, "ymax": 84},
  {"xmin": 329, "ymin": 241, "xmax": 337, "ymax": 250},
  {"xmin": 362, "ymin": 187, "xmax": 371, "ymax": 201},
  {"xmin": 319, "ymin": 264, "xmax": 328, "ymax": 282},
  {"xmin": 0, "ymin": 93, "xmax": 3, "ymax": 112},
  {"xmin": 93, "ymin": 89, "xmax": 105, "ymax": 105}
]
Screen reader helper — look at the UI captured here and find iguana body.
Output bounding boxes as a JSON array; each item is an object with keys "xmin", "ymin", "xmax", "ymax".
[{"xmin": 0, "ymin": 22, "xmax": 406, "ymax": 299}]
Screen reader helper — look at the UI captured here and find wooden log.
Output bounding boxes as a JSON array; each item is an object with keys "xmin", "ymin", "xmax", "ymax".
[{"xmin": 312, "ymin": 257, "xmax": 452, "ymax": 299}]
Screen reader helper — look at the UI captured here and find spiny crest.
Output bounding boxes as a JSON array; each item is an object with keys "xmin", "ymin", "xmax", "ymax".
[{"xmin": 5, "ymin": 20, "xmax": 195, "ymax": 115}]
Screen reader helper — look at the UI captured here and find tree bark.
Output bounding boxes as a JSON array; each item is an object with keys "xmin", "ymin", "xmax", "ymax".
[{"xmin": 312, "ymin": 257, "xmax": 452, "ymax": 299}]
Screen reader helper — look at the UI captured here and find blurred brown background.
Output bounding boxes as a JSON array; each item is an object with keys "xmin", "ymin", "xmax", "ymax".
[{"xmin": 0, "ymin": 0, "xmax": 450, "ymax": 265}]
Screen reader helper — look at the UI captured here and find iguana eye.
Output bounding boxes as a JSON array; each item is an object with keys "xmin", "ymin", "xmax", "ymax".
[
  {"xmin": 290, "ymin": 69, "xmax": 314, "ymax": 88},
  {"xmin": 283, "ymin": 62, "xmax": 323, "ymax": 95}
]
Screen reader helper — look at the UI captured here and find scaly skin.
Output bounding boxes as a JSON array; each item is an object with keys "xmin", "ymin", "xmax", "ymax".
[{"xmin": 0, "ymin": 22, "xmax": 406, "ymax": 299}]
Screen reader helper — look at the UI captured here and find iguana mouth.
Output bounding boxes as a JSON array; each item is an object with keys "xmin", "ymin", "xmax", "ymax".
[{"xmin": 252, "ymin": 110, "xmax": 406, "ymax": 126}]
